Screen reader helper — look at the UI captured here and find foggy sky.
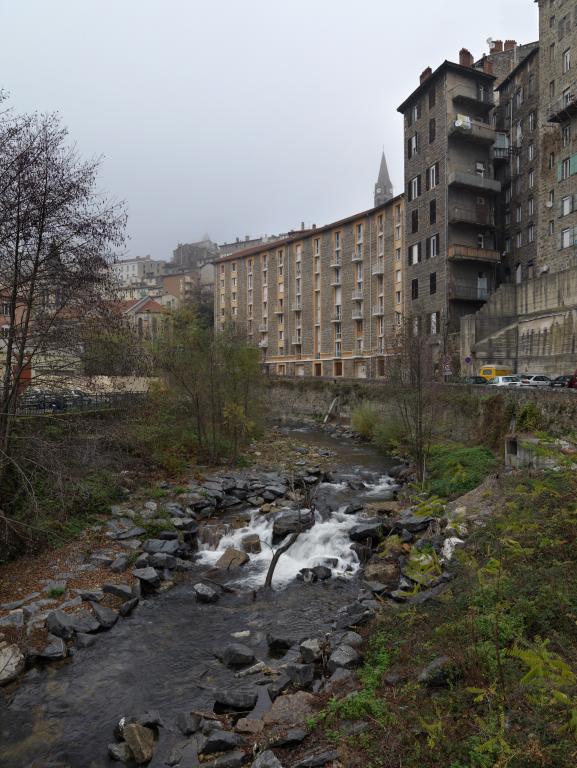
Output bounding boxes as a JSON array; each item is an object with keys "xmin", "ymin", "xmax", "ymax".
[{"xmin": 0, "ymin": 0, "xmax": 538, "ymax": 260}]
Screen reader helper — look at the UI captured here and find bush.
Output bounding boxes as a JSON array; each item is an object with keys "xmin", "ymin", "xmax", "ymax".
[
  {"xmin": 427, "ymin": 444, "xmax": 497, "ymax": 499},
  {"xmin": 351, "ymin": 402, "xmax": 379, "ymax": 440}
]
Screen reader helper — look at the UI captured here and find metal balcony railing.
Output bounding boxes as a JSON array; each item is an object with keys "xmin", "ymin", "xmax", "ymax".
[
  {"xmin": 449, "ymin": 281, "xmax": 491, "ymax": 301},
  {"xmin": 448, "ymin": 206, "xmax": 495, "ymax": 226},
  {"xmin": 372, "ymin": 305, "xmax": 385, "ymax": 317},
  {"xmin": 352, "ymin": 309, "xmax": 364, "ymax": 320},
  {"xmin": 351, "ymin": 289, "xmax": 364, "ymax": 301},
  {"xmin": 372, "ymin": 261, "xmax": 385, "ymax": 275},
  {"xmin": 548, "ymin": 87, "xmax": 577, "ymax": 123},
  {"xmin": 448, "ymin": 244, "xmax": 501, "ymax": 263}
]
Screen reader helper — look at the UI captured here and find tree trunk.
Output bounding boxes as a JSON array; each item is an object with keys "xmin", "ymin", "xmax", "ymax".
[{"xmin": 264, "ymin": 532, "xmax": 300, "ymax": 589}]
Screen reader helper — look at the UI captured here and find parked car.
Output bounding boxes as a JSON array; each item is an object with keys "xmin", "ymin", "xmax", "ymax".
[
  {"xmin": 487, "ymin": 375, "xmax": 522, "ymax": 387},
  {"xmin": 569, "ymin": 371, "xmax": 577, "ymax": 390},
  {"xmin": 550, "ymin": 375, "xmax": 574, "ymax": 388},
  {"xmin": 65, "ymin": 389, "xmax": 93, "ymax": 407},
  {"xmin": 479, "ymin": 366, "xmax": 513, "ymax": 381},
  {"xmin": 518, "ymin": 374, "xmax": 552, "ymax": 387},
  {"xmin": 461, "ymin": 376, "xmax": 488, "ymax": 385}
]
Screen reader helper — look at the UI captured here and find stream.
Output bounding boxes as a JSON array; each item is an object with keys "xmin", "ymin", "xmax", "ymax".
[{"xmin": 0, "ymin": 429, "xmax": 396, "ymax": 768}]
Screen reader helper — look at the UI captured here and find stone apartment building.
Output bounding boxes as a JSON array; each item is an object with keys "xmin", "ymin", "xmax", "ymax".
[{"xmin": 215, "ymin": 174, "xmax": 404, "ymax": 378}]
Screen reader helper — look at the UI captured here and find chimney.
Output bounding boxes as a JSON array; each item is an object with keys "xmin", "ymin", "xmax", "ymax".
[
  {"xmin": 482, "ymin": 56, "xmax": 494, "ymax": 75},
  {"xmin": 490, "ymin": 39, "xmax": 503, "ymax": 53},
  {"xmin": 245, "ymin": 235, "xmax": 249, "ymax": 241},
  {"xmin": 312, "ymin": 224, "xmax": 317, "ymax": 230},
  {"xmin": 504, "ymin": 40, "xmax": 517, "ymax": 51},
  {"xmin": 459, "ymin": 48, "xmax": 474, "ymax": 68},
  {"xmin": 420, "ymin": 66, "xmax": 433, "ymax": 84},
  {"xmin": 235, "ymin": 237, "xmax": 240, "ymax": 243},
  {"xmin": 301, "ymin": 221, "xmax": 305, "ymax": 231}
]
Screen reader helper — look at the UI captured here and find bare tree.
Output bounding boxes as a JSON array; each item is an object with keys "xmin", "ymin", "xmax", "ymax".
[
  {"xmin": 0, "ymin": 100, "xmax": 126, "ymax": 522},
  {"xmin": 384, "ymin": 320, "xmax": 436, "ymax": 485}
]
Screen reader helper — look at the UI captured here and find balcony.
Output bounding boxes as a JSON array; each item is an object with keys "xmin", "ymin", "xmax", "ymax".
[
  {"xmin": 372, "ymin": 261, "xmax": 385, "ymax": 275},
  {"xmin": 448, "ymin": 206, "xmax": 495, "ymax": 227},
  {"xmin": 331, "ymin": 277, "xmax": 342, "ymax": 287},
  {"xmin": 351, "ymin": 252, "xmax": 363, "ymax": 262},
  {"xmin": 372, "ymin": 304, "xmax": 385, "ymax": 317},
  {"xmin": 291, "ymin": 301, "xmax": 302, "ymax": 311},
  {"xmin": 351, "ymin": 289, "xmax": 364, "ymax": 301},
  {"xmin": 448, "ymin": 117, "xmax": 496, "ymax": 145},
  {"xmin": 449, "ymin": 280, "xmax": 491, "ymax": 302},
  {"xmin": 274, "ymin": 305, "xmax": 285, "ymax": 315},
  {"xmin": 451, "ymin": 83, "xmax": 494, "ymax": 112},
  {"xmin": 448, "ymin": 170, "xmax": 501, "ymax": 195},
  {"xmin": 258, "ymin": 339, "xmax": 268, "ymax": 348},
  {"xmin": 448, "ymin": 244, "xmax": 501, "ymax": 264},
  {"xmin": 492, "ymin": 146, "xmax": 511, "ymax": 163},
  {"xmin": 291, "ymin": 335, "xmax": 302, "ymax": 346},
  {"xmin": 352, "ymin": 308, "xmax": 364, "ymax": 320},
  {"xmin": 330, "ymin": 255, "xmax": 342, "ymax": 268},
  {"xmin": 258, "ymin": 323, "xmax": 268, "ymax": 333},
  {"xmin": 331, "ymin": 309, "xmax": 342, "ymax": 323},
  {"xmin": 547, "ymin": 87, "xmax": 577, "ymax": 123}
]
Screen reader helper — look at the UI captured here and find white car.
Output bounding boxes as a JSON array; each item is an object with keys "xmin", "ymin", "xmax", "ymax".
[
  {"xmin": 487, "ymin": 375, "xmax": 522, "ymax": 387},
  {"xmin": 518, "ymin": 374, "xmax": 552, "ymax": 387}
]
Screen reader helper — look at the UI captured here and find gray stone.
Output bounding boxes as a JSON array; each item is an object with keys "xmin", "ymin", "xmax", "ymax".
[
  {"xmin": 205, "ymin": 752, "xmax": 245, "ymax": 768},
  {"xmin": 0, "ymin": 609, "xmax": 24, "ymax": 628},
  {"xmin": 300, "ymin": 638, "xmax": 322, "ymax": 664},
  {"xmin": 193, "ymin": 583, "xmax": 219, "ymax": 604},
  {"xmin": 266, "ymin": 632, "xmax": 296, "ymax": 653},
  {"xmin": 70, "ymin": 611, "xmax": 100, "ymax": 634},
  {"xmin": 343, "ymin": 503, "xmax": 364, "ymax": 515},
  {"xmin": 241, "ymin": 534, "xmax": 261, "ymax": 554},
  {"xmin": 59, "ymin": 596, "xmax": 83, "ymax": 610},
  {"xmin": 46, "ymin": 610, "xmax": 75, "ymax": 640},
  {"xmin": 39, "ymin": 634, "xmax": 68, "ymax": 660},
  {"xmin": 215, "ymin": 548, "xmax": 250, "ymax": 570},
  {"xmin": 418, "ymin": 655, "xmax": 457, "ymax": 687},
  {"xmin": 42, "ymin": 580, "xmax": 67, "ymax": 595},
  {"xmin": 272, "ymin": 510, "xmax": 314, "ymax": 542},
  {"xmin": 253, "ymin": 751, "xmax": 284, "ymax": 768},
  {"xmin": 134, "ymin": 553, "xmax": 150, "ymax": 569},
  {"xmin": 149, "ymin": 552, "xmax": 177, "ymax": 569},
  {"xmin": 267, "ymin": 673, "xmax": 291, "ymax": 701},
  {"xmin": 349, "ymin": 519, "xmax": 390, "ymax": 544},
  {"xmin": 398, "ymin": 515, "xmax": 434, "ymax": 533},
  {"xmin": 78, "ymin": 589, "xmax": 104, "ymax": 603},
  {"xmin": 115, "ymin": 526, "xmax": 147, "ymax": 540},
  {"xmin": 214, "ymin": 688, "xmax": 258, "ymax": 712},
  {"xmin": 118, "ymin": 539, "xmax": 142, "ymax": 551},
  {"xmin": 247, "ymin": 496, "xmax": 265, "ymax": 507},
  {"xmin": 339, "ymin": 631, "xmax": 363, "ymax": 647},
  {"xmin": 311, "ymin": 565, "xmax": 331, "ymax": 581},
  {"xmin": 268, "ymin": 728, "xmax": 307, "ymax": 748},
  {"xmin": 176, "ymin": 711, "xmax": 202, "ymax": 735},
  {"xmin": 110, "ymin": 555, "xmax": 130, "ymax": 573},
  {"xmin": 75, "ymin": 633, "xmax": 97, "ymax": 649},
  {"xmin": 90, "ymin": 602, "xmax": 118, "ymax": 629},
  {"xmin": 103, "ymin": 583, "xmax": 133, "ymax": 601},
  {"xmin": 174, "ymin": 557, "xmax": 194, "ymax": 571},
  {"xmin": 0, "ymin": 644, "xmax": 25, "ymax": 685},
  {"xmin": 328, "ymin": 645, "xmax": 361, "ymax": 672},
  {"xmin": 119, "ymin": 598, "xmax": 139, "ymax": 617},
  {"xmin": 199, "ymin": 730, "xmax": 242, "ymax": 755},
  {"xmin": 108, "ymin": 742, "xmax": 133, "ymax": 762},
  {"xmin": 90, "ymin": 554, "xmax": 114, "ymax": 567},
  {"xmin": 286, "ymin": 663, "xmax": 315, "ymax": 688},
  {"xmin": 132, "ymin": 567, "xmax": 161, "ymax": 590},
  {"xmin": 143, "ymin": 538, "xmax": 180, "ymax": 555},
  {"xmin": 123, "ymin": 722, "xmax": 155, "ymax": 764},
  {"xmin": 219, "ymin": 643, "xmax": 255, "ymax": 668},
  {"xmin": 293, "ymin": 751, "xmax": 339, "ymax": 767}
]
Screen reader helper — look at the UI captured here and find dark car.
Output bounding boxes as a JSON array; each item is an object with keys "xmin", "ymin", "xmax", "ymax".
[
  {"xmin": 550, "ymin": 375, "xmax": 574, "ymax": 388},
  {"xmin": 462, "ymin": 375, "xmax": 488, "ymax": 386}
]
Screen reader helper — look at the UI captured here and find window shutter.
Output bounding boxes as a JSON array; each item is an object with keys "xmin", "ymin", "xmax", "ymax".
[
  {"xmin": 426, "ymin": 238, "xmax": 431, "ymax": 259},
  {"xmin": 435, "ymin": 234, "xmax": 440, "ymax": 254},
  {"xmin": 418, "ymin": 242, "xmax": 422, "ymax": 263},
  {"xmin": 435, "ymin": 162, "xmax": 440, "ymax": 183},
  {"xmin": 570, "ymin": 153, "xmax": 577, "ymax": 176},
  {"xmin": 558, "ymin": 162, "xmax": 564, "ymax": 182},
  {"xmin": 407, "ymin": 138, "xmax": 411, "ymax": 159},
  {"xmin": 426, "ymin": 169, "xmax": 430, "ymax": 191},
  {"xmin": 417, "ymin": 175, "xmax": 422, "ymax": 196}
]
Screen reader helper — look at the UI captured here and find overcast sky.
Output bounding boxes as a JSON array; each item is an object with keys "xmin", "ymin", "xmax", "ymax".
[{"xmin": 0, "ymin": 0, "xmax": 538, "ymax": 260}]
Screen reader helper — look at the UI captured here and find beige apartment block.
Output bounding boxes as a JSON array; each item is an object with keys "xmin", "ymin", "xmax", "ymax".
[{"xmin": 214, "ymin": 196, "xmax": 405, "ymax": 378}]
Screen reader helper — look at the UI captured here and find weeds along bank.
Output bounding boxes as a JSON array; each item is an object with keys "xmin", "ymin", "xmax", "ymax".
[{"xmin": 265, "ymin": 378, "xmax": 577, "ymax": 448}]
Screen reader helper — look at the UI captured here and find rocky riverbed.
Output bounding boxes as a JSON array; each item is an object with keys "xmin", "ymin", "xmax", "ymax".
[{"xmin": 0, "ymin": 427, "xmax": 473, "ymax": 767}]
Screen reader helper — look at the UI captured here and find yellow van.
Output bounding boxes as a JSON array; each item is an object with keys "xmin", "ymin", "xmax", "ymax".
[{"xmin": 479, "ymin": 366, "xmax": 513, "ymax": 381}]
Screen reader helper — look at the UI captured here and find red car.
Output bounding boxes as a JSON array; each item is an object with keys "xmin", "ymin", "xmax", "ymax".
[{"xmin": 569, "ymin": 371, "xmax": 577, "ymax": 389}]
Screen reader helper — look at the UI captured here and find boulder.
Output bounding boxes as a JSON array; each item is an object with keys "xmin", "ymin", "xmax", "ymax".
[
  {"xmin": 343, "ymin": 503, "xmax": 364, "ymax": 515},
  {"xmin": 215, "ymin": 548, "xmax": 250, "ymax": 570},
  {"xmin": 193, "ymin": 583, "xmax": 219, "ymax": 604},
  {"xmin": 286, "ymin": 663, "xmax": 315, "ymax": 688},
  {"xmin": 293, "ymin": 751, "xmax": 339, "ymax": 768},
  {"xmin": 219, "ymin": 643, "xmax": 255, "ymax": 668},
  {"xmin": 132, "ymin": 567, "xmax": 161, "ymax": 590},
  {"xmin": 339, "ymin": 631, "xmax": 363, "ymax": 648},
  {"xmin": 300, "ymin": 638, "xmax": 322, "ymax": 664},
  {"xmin": 110, "ymin": 555, "xmax": 130, "ymax": 573},
  {"xmin": 0, "ymin": 610, "xmax": 24, "ymax": 628},
  {"xmin": 241, "ymin": 534, "xmax": 261, "ymax": 554},
  {"xmin": 418, "ymin": 655, "xmax": 458, "ymax": 687},
  {"xmin": 176, "ymin": 711, "xmax": 202, "ymax": 735},
  {"xmin": 235, "ymin": 718, "xmax": 264, "ymax": 735},
  {"xmin": 75, "ymin": 633, "xmax": 97, "ymax": 649},
  {"xmin": 108, "ymin": 742, "xmax": 133, "ymax": 762},
  {"xmin": 119, "ymin": 598, "xmax": 139, "ymax": 617},
  {"xmin": 70, "ymin": 611, "xmax": 100, "ymax": 634},
  {"xmin": 266, "ymin": 632, "xmax": 297, "ymax": 653},
  {"xmin": 90, "ymin": 602, "xmax": 118, "ymax": 629},
  {"xmin": 0, "ymin": 644, "xmax": 25, "ymax": 685},
  {"xmin": 311, "ymin": 566, "xmax": 331, "ymax": 581},
  {"xmin": 296, "ymin": 569, "xmax": 318, "ymax": 584},
  {"xmin": 364, "ymin": 561, "xmax": 400, "ymax": 585},
  {"xmin": 199, "ymin": 729, "xmax": 242, "ymax": 755},
  {"xmin": 328, "ymin": 645, "xmax": 361, "ymax": 672},
  {"xmin": 143, "ymin": 539, "xmax": 180, "ymax": 556},
  {"xmin": 253, "ymin": 751, "xmax": 284, "ymax": 768},
  {"xmin": 263, "ymin": 691, "xmax": 315, "ymax": 726},
  {"xmin": 204, "ymin": 751, "xmax": 245, "ymax": 768},
  {"xmin": 103, "ymin": 583, "xmax": 133, "ymax": 601},
  {"xmin": 349, "ymin": 519, "xmax": 390, "ymax": 544},
  {"xmin": 272, "ymin": 510, "xmax": 314, "ymax": 542},
  {"xmin": 123, "ymin": 723, "xmax": 155, "ymax": 764},
  {"xmin": 397, "ymin": 515, "xmax": 435, "ymax": 533},
  {"xmin": 46, "ymin": 610, "xmax": 75, "ymax": 640},
  {"xmin": 214, "ymin": 688, "xmax": 258, "ymax": 712},
  {"xmin": 38, "ymin": 634, "xmax": 68, "ymax": 660},
  {"xmin": 268, "ymin": 728, "xmax": 307, "ymax": 748},
  {"xmin": 267, "ymin": 674, "xmax": 291, "ymax": 702}
]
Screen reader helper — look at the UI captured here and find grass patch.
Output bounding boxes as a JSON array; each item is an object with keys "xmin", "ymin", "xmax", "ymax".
[
  {"xmin": 311, "ymin": 466, "xmax": 577, "ymax": 767},
  {"xmin": 426, "ymin": 443, "xmax": 497, "ymax": 499}
]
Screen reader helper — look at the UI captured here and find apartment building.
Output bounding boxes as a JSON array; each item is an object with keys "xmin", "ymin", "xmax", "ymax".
[{"xmin": 215, "ymin": 191, "xmax": 405, "ymax": 378}]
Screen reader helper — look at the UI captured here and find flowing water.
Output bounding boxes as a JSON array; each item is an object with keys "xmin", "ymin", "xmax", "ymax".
[{"xmin": 0, "ymin": 429, "xmax": 396, "ymax": 768}]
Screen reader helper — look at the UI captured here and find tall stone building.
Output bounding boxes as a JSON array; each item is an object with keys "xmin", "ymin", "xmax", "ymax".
[{"xmin": 215, "ymin": 187, "xmax": 405, "ymax": 378}]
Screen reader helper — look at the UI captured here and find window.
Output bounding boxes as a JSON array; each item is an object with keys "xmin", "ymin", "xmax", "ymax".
[
  {"xmin": 412, "ymin": 102, "xmax": 421, "ymax": 122},
  {"xmin": 395, "ymin": 269, "xmax": 401, "ymax": 283},
  {"xmin": 528, "ymin": 143, "xmax": 535, "ymax": 161},
  {"xmin": 429, "ymin": 118, "xmax": 436, "ymax": 143},
  {"xmin": 426, "ymin": 233, "xmax": 440, "ymax": 258},
  {"xmin": 411, "ymin": 209, "xmax": 419, "ymax": 233},
  {"xmin": 504, "ymin": 237, "xmax": 511, "ymax": 253},
  {"xmin": 562, "ymin": 195, "xmax": 573, "ymax": 215},
  {"xmin": 395, "ymin": 248, "xmax": 401, "ymax": 262},
  {"xmin": 516, "ymin": 204, "xmax": 522, "ymax": 224},
  {"xmin": 408, "ymin": 133, "xmax": 419, "ymax": 158},
  {"xmin": 409, "ymin": 175, "xmax": 421, "ymax": 201},
  {"xmin": 411, "ymin": 278, "xmax": 419, "ymax": 300},
  {"xmin": 408, "ymin": 242, "xmax": 421, "ymax": 265},
  {"xmin": 561, "ymin": 157, "xmax": 571, "ymax": 180},
  {"xmin": 550, "ymin": 80, "xmax": 556, "ymax": 99},
  {"xmin": 427, "ymin": 162, "xmax": 440, "ymax": 189},
  {"xmin": 562, "ymin": 227, "xmax": 572, "ymax": 248},
  {"xmin": 529, "ymin": 170, "xmax": 535, "ymax": 188},
  {"xmin": 564, "ymin": 48, "xmax": 571, "ymax": 73},
  {"xmin": 528, "ymin": 224, "xmax": 535, "ymax": 243},
  {"xmin": 549, "ymin": 151, "xmax": 556, "ymax": 169},
  {"xmin": 430, "ymin": 312, "xmax": 439, "ymax": 335},
  {"xmin": 475, "ymin": 161, "xmax": 486, "ymax": 178},
  {"xmin": 429, "ymin": 87, "xmax": 436, "ymax": 109},
  {"xmin": 516, "ymin": 231, "xmax": 523, "ymax": 248},
  {"xmin": 563, "ymin": 124, "xmax": 571, "ymax": 147},
  {"xmin": 356, "ymin": 223, "xmax": 363, "ymax": 243},
  {"xmin": 528, "ymin": 198, "xmax": 534, "ymax": 217},
  {"xmin": 529, "ymin": 111, "xmax": 536, "ymax": 131},
  {"xmin": 549, "ymin": 220, "xmax": 555, "ymax": 236},
  {"xmin": 429, "ymin": 272, "xmax": 437, "ymax": 295},
  {"xmin": 395, "ymin": 224, "xmax": 401, "ymax": 240},
  {"xmin": 430, "ymin": 198, "xmax": 437, "ymax": 224},
  {"xmin": 395, "ymin": 291, "xmax": 401, "ymax": 305}
]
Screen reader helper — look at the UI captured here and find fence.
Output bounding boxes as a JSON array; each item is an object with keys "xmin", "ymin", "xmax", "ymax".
[{"xmin": 15, "ymin": 391, "xmax": 147, "ymax": 416}]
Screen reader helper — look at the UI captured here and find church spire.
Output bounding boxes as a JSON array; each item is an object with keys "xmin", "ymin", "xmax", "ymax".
[{"xmin": 374, "ymin": 151, "xmax": 393, "ymax": 206}]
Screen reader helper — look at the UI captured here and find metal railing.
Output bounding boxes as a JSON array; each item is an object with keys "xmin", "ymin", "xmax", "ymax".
[
  {"xmin": 372, "ymin": 261, "xmax": 385, "ymax": 275},
  {"xmin": 448, "ymin": 244, "xmax": 501, "ymax": 263},
  {"xmin": 16, "ymin": 391, "xmax": 147, "ymax": 416},
  {"xmin": 351, "ymin": 289, "xmax": 364, "ymax": 301},
  {"xmin": 449, "ymin": 206, "xmax": 495, "ymax": 227},
  {"xmin": 449, "ymin": 281, "xmax": 490, "ymax": 301}
]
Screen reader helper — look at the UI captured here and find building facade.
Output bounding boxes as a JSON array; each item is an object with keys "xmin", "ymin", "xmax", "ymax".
[{"xmin": 215, "ymin": 194, "xmax": 405, "ymax": 378}]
